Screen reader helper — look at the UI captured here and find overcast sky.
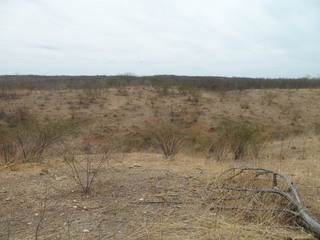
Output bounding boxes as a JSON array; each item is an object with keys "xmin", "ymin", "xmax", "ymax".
[{"xmin": 0, "ymin": 0, "xmax": 319, "ymax": 77}]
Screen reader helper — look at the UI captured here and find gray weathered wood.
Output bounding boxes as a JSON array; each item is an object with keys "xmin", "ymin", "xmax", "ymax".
[{"xmin": 217, "ymin": 166, "xmax": 320, "ymax": 239}]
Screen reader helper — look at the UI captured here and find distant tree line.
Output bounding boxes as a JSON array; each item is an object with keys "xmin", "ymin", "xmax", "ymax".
[{"xmin": 0, "ymin": 75, "xmax": 319, "ymax": 91}]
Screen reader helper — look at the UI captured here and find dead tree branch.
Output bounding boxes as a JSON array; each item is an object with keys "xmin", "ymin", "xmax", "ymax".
[{"xmin": 214, "ymin": 166, "xmax": 320, "ymax": 238}]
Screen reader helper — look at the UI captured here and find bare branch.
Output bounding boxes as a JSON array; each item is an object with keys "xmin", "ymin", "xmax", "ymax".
[{"xmin": 215, "ymin": 166, "xmax": 320, "ymax": 238}]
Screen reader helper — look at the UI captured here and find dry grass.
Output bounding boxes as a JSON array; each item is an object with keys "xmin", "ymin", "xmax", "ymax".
[
  {"xmin": 1, "ymin": 153, "xmax": 318, "ymax": 239},
  {"xmin": 0, "ymin": 87, "xmax": 320, "ymax": 239}
]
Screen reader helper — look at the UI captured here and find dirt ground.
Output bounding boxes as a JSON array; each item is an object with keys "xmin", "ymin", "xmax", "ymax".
[
  {"xmin": 0, "ymin": 154, "xmax": 209, "ymax": 239},
  {"xmin": 0, "ymin": 152, "xmax": 319, "ymax": 240},
  {"xmin": 1, "ymin": 87, "xmax": 320, "ymax": 239}
]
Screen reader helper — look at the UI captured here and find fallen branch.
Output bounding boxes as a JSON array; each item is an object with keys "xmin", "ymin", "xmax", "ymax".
[
  {"xmin": 0, "ymin": 162, "xmax": 18, "ymax": 171},
  {"xmin": 130, "ymin": 200, "xmax": 184, "ymax": 205},
  {"xmin": 215, "ymin": 166, "xmax": 320, "ymax": 239},
  {"xmin": 210, "ymin": 205, "xmax": 299, "ymax": 216}
]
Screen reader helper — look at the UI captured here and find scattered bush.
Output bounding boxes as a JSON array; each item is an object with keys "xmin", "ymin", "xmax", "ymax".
[
  {"xmin": 0, "ymin": 108, "xmax": 81, "ymax": 165},
  {"xmin": 213, "ymin": 119, "xmax": 267, "ymax": 160},
  {"xmin": 143, "ymin": 120, "xmax": 189, "ymax": 158}
]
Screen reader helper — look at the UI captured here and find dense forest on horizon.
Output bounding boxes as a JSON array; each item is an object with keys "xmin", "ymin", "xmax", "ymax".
[{"xmin": 0, "ymin": 74, "xmax": 319, "ymax": 91}]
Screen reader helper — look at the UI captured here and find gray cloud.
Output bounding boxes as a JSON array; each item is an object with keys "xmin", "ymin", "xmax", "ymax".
[
  {"xmin": 34, "ymin": 44, "xmax": 61, "ymax": 51},
  {"xmin": 0, "ymin": 0, "xmax": 319, "ymax": 77}
]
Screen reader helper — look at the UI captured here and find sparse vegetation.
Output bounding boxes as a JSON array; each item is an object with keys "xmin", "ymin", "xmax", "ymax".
[{"xmin": 0, "ymin": 82, "xmax": 320, "ymax": 239}]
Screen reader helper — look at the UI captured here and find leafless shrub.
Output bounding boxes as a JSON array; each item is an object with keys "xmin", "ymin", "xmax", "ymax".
[
  {"xmin": 63, "ymin": 134, "xmax": 112, "ymax": 193},
  {"xmin": 64, "ymin": 153, "xmax": 108, "ymax": 193}
]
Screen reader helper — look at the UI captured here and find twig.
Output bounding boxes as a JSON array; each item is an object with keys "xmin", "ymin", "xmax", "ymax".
[
  {"xmin": 0, "ymin": 163, "xmax": 17, "ymax": 171},
  {"xmin": 130, "ymin": 200, "xmax": 185, "ymax": 205},
  {"xmin": 6, "ymin": 217, "xmax": 10, "ymax": 240},
  {"xmin": 35, "ymin": 181, "xmax": 48, "ymax": 240},
  {"xmin": 67, "ymin": 220, "xmax": 71, "ymax": 240}
]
